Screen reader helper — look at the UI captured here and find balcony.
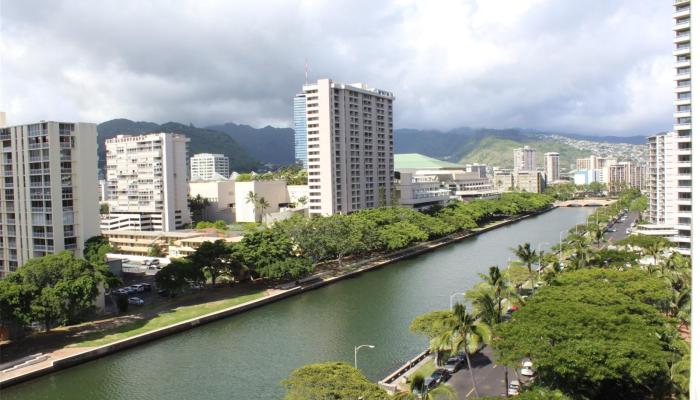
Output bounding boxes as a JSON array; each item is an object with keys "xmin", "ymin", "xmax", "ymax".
[{"xmin": 673, "ymin": 8, "xmax": 691, "ymax": 19}]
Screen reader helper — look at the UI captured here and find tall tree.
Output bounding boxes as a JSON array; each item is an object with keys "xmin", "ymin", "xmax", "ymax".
[
  {"xmin": 188, "ymin": 194, "xmax": 211, "ymax": 223},
  {"xmin": 513, "ymin": 243, "xmax": 538, "ymax": 292},
  {"xmin": 449, "ymin": 303, "xmax": 491, "ymax": 398},
  {"xmin": 282, "ymin": 362, "xmax": 388, "ymax": 400},
  {"xmin": 189, "ymin": 240, "xmax": 233, "ymax": 285}
]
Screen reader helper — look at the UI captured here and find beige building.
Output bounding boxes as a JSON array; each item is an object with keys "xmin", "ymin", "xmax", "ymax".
[
  {"xmin": 102, "ymin": 229, "xmax": 201, "ymax": 256},
  {"xmin": 0, "ymin": 121, "xmax": 100, "ymax": 277},
  {"xmin": 103, "ymin": 133, "xmax": 191, "ymax": 231},
  {"xmin": 234, "ymin": 180, "xmax": 291, "ymax": 223},
  {"xmin": 513, "ymin": 146, "xmax": 536, "ymax": 171},
  {"xmin": 168, "ymin": 235, "xmax": 242, "ymax": 258},
  {"xmin": 189, "ymin": 179, "xmax": 236, "ymax": 223},
  {"xmin": 513, "ymin": 171, "xmax": 545, "ymax": 193},
  {"xmin": 394, "ymin": 172, "xmax": 451, "ymax": 209},
  {"xmin": 303, "ymin": 78, "xmax": 394, "ymax": 216},
  {"xmin": 544, "ymin": 152, "xmax": 560, "ymax": 182},
  {"xmin": 604, "ymin": 162, "xmax": 646, "ymax": 192}
]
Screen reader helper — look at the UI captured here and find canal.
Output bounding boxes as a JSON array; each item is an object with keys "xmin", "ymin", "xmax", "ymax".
[{"xmin": 3, "ymin": 207, "xmax": 593, "ymax": 400}]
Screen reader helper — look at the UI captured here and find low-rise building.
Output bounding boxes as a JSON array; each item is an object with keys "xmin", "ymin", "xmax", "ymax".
[
  {"xmin": 189, "ymin": 179, "xmax": 236, "ymax": 223},
  {"xmin": 513, "ymin": 171, "xmax": 545, "ymax": 193},
  {"xmin": 394, "ymin": 171, "xmax": 451, "ymax": 209},
  {"xmin": 102, "ymin": 230, "xmax": 203, "ymax": 256},
  {"xmin": 234, "ymin": 180, "xmax": 294, "ymax": 223},
  {"xmin": 168, "ymin": 235, "xmax": 243, "ymax": 258}
]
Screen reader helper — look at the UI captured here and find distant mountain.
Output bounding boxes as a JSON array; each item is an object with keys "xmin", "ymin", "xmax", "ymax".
[
  {"xmin": 395, "ymin": 127, "xmax": 646, "ymax": 169},
  {"xmin": 97, "ymin": 119, "xmax": 260, "ymax": 173},
  {"xmin": 206, "ymin": 123, "xmax": 295, "ymax": 166}
]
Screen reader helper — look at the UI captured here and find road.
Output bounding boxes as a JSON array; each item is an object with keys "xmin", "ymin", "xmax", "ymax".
[
  {"xmin": 604, "ymin": 211, "xmax": 639, "ymax": 243},
  {"xmin": 446, "ymin": 347, "xmax": 525, "ymax": 398}
]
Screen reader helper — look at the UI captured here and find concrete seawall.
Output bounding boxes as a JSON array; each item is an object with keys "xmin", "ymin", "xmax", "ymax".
[{"xmin": 0, "ymin": 207, "xmax": 553, "ymax": 389}]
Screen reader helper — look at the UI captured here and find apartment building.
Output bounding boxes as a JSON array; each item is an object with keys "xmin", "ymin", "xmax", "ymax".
[
  {"xmin": 604, "ymin": 161, "xmax": 646, "ymax": 192},
  {"xmin": 103, "ymin": 133, "xmax": 191, "ymax": 231},
  {"xmin": 513, "ymin": 146, "xmax": 536, "ymax": 171},
  {"xmin": 293, "ymin": 93, "xmax": 308, "ymax": 168},
  {"xmin": 303, "ymin": 78, "xmax": 394, "ymax": 216},
  {"xmin": 544, "ymin": 152, "xmax": 560, "ymax": 183},
  {"xmin": 575, "ymin": 155, "xmax": 617, "ymax": 170},
  {"xmin": 190, "ymin": 153, "xmax": 229, "ymax": 181},
  {"xmin": 0, "ymin": 121, "xmax": 100, "ymax": 277}
]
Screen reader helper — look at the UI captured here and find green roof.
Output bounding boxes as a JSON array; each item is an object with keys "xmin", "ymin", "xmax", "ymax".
[{"xmin": 394, "ymin": 153, "xmax": 463, "ymax": 170}]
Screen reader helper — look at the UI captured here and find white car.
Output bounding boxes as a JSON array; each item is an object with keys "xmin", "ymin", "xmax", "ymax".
[
  {"xmin": 507, "ymin": 380, "xmax": 521, "ymax": 396},
  {"xmin": 128, "ymin": 297, "xmax": 144, "ymax": 305},
  {"xmin": 521, "ymin": 360, "xmax": 535, "ymax": 377}
]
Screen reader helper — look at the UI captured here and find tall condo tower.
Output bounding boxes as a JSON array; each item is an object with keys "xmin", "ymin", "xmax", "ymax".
[
  {"xmin": 293, "ymin": 93, "xmax": 308, "ymax": 168},
  {"xmin": 513, "ymin": 146, "xmax": 537, "ymax": 171},
  {"xmin": 302, "ymin": 78, "xmax": 394, "ymax": 216},
  {"xmin": 103, "ymin": 133, "xmax": 191, "ymax": 232},
  {"xmin": 544, "ymin": 152, "xmax": 560, "ymax": 182},
  {"xmin": 0, "ymin": 121, "xmax": 100, "ymax": 277}
]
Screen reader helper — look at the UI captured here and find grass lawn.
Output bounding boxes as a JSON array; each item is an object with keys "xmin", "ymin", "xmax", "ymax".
[
  {"xmin": 71, "ymin": 290, "xmax": 266, "ymax": 347},
  {"xmin": 410, "ymin": 358, "xmax": 437, "ymax": 381}
]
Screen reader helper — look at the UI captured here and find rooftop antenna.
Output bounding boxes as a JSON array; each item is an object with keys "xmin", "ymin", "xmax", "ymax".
[{"xmin": 304, "ymin": 59, "xmax": 309, "ymax": 84}]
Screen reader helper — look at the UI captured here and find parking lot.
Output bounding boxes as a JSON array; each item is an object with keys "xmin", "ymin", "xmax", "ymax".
[{"xmin": 443, "ymin": 347, "xmax": 528, "ymax": 398}]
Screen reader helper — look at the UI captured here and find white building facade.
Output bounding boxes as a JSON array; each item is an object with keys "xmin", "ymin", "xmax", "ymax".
[
  {"xmin": 190, "ymin": 153, "xmax": 229, "ymax": 181},
  {"xmin": 103, "ymin": 133, "xmax": 191, "ymax": 232},
  {"xmin": 303, "ymin": 78, "xmax": 394, "ymax": 216},
  {"xmin": 0, "ymin": 121, "xmax": 100, "ymax": 277}
]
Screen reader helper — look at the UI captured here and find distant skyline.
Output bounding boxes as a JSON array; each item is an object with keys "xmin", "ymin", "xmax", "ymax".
[{"xmin": 1, "ymin": 0, "xmax": 672, "ymax": 136}]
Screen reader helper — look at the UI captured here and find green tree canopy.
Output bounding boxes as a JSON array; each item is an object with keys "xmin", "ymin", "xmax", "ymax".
[
  {"xmin": 0, "ymin": 252, "xmax": 107, "ymax": 331},
  {"xmin": 493, "ymin": 268, "xmax": 674, "ymax": 399},
  {"xmin": 282, "ymin": 362, "xmax": 388, "ymax": 400}
]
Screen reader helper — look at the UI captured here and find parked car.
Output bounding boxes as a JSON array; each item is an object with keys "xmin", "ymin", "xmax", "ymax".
[
  {"xmin": 123, "ymin": 286, "xmax": 137, "ymax": 294},
  {"xmin": 444, "ymin": 356, "xmax": 463, "ymax": 373},
  {"xmin": 131, "ymin": 284, "xmax": 145, "ymax": 293},
  {"xmin": 128, "ymin": 297, "xmax": 144, "ymax": 305},
  {"xmin": 521, "ymin": 360, "xmax": 535, "ymax": 377},
  {"xmin": 508, "ymin": 380, "xmax": 521, "ymax": 396},
  {"xmin": 113, "ymin": 288, "xmax": 128, "ymax": 295},
  {"xmin": 424, "ymin": 369, "xmax": 450, "ymax": 388},
  {"xmin": 140, "ymin": 283, "xmax": 152, "ymax": 291}
]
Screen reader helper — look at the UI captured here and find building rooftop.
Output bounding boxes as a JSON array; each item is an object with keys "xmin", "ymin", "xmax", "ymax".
[{"xmin": 394, "ymin": 153, "xmax": 463, "ymax": 170}]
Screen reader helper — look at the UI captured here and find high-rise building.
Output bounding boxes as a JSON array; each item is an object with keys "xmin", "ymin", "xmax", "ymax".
[
  {"xmin": 190, "ymin": 153, "xmax": 229, "ymax": 181},
  {"xmin": 103, "ymin": 133, "xmax": 191, "ymax": 231},
  {"xmin": 0, "ymin": 121, "xmax": 100, "ymax": 277},
  {"xmin": 303, "ymin": 78, "xmax": 394, "ymax": 216},
  {"xmin": 603, "ymin": 161, "xmax": 646, "ymax": 192},
  {"xmin": 513, "ymin": 146, "xmax": 536, "ymax": 171},
  {"xmin": 544, "ymin": 152, "xmax": 560, "ymax": 182},
  {"xmin": 293, "ymin": 93, "xmax": 308, "ymax": 168}
]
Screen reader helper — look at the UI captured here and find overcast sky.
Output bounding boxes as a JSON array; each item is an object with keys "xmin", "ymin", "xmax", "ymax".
[{"xmin": 1, "ymin": 0, "xmax": 673, "ymax": 135}]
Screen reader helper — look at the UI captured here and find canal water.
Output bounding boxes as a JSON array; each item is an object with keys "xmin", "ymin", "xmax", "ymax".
[{"xmin": 3, "ymin": 207, "xmax": 593, "ymax": 400}]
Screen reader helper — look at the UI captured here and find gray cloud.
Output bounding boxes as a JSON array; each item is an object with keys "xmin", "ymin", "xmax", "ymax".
[{"xmin": 0, "ymin": 0, "xmax": 672, "ymax": 135}]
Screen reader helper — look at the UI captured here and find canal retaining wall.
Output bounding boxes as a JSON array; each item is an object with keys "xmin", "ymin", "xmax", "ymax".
[{"xmin": 0, "ymin": 207, "xmax": 553, "ymax": 389}]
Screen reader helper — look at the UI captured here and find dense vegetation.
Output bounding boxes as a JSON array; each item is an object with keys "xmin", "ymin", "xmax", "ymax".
[
  {"xmin": 282, "ymin": 362, "xmax": 389, "ymax": 400},
  {"xmin": 0, "ymin": 252, "xmax": 113, "ymax": 333}
]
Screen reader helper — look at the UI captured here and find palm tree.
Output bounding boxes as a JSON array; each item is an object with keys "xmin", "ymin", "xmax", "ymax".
[
  {"xmin": 297, "ymin": 195, "xmax": 308, "ymax": 207},
  {"xmin": 449, "ymin": 303, "xmax": 491, "ymax": 398},
  {"xmin": 644, "ymin": 241, "xmax": 667, "ymax": 265},
  {"xmin": 392, "ymin": 374, "xmax": 457, "ymax": 400},
  {"xmin": 245, "ymin": 191, "xmax": 260, "ymax": 221},
  {"xmin": 257, "ymin": 196, "xmax": 270, "ymax": 222},
  {"xmin": 592, "ymin": 225, "xmax": 606, "ymax": 247},
  {"xmin": 468, "ymin": 266, "xmax": 513, "ymax": 326},
  {"xmin": 513, "ymin": 243, "xmax": 537, "ymax": 293}
]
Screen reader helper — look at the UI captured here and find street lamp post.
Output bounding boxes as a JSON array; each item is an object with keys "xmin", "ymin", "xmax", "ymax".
[
  {"xmin": 450, "ymin": 292, "xmax": 465, "ymax": 309},
  {"xmin": 354, "ymin": 344, "xmax": 375, "ymax": 369},
  {"xmin": 559, "ymin": 230, "xmax": 567, "ymax": 265},
  {"xmin": 536, "ymin": 242, "xmax": 550, "ymax": 275}
]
